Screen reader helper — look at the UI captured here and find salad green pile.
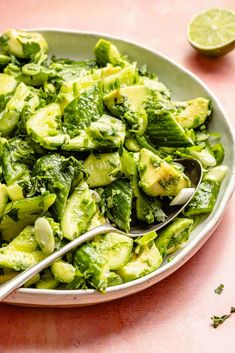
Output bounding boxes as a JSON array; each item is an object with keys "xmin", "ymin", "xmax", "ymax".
[{"xmin": 0, "ymin": 30, "xmax": 228, "ymax": 291}]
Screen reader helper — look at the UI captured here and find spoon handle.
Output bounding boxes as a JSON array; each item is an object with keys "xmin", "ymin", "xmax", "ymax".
[{"xmin": 0, "ymin": 224, "xmax": 114, "ymax": 302}]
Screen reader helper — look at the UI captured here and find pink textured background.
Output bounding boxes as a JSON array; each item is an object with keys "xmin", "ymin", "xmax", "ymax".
[{"xmin": 0, "ymin": 0, "xmax": 235, "ymax": 352}]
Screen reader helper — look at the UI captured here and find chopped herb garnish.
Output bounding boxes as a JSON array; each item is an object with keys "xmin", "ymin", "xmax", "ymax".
[
  {"xmin": 214, "ymin": 283, "xmax": 224, "ymax": 295},
  {"xmin": 211, "ymin": 314, "xmax": 231, "ymax": 328},
  {"xmin": 230, "ymin": 307, "xmax": 235, "ymax": 313}
]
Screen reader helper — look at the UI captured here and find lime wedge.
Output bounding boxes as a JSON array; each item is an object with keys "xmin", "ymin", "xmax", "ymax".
[{"xmin": 187, "ymin": 8, "xmax": 235, "ymax": 56}]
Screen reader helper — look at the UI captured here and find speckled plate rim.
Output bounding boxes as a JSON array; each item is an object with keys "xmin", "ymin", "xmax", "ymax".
[{"xmin": 3, "ymin": 29, "xmax": 235, "ymax": 306}]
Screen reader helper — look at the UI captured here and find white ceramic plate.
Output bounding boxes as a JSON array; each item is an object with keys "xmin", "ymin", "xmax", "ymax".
[{"xmin": 3, "ymin": 29, "xmax": 235, "ymax": 307}]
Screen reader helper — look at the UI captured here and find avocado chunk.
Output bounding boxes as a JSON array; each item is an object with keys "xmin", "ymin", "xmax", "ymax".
[
  {"xmin": 138, "ymin": 148, "xmax": 190, "ymax": 197},
  {"xmin": 104, "ymin": 85, "xmax": 149, "ymax": 135},
  {"xmin": 116, "ymin": 241, "xmax": 162, "ymax": 281},
  {"xmin": 94, "ymin": 38, "xmax": 125, "ymax": 67},
  {"xmin": 84, "ymin": 152, "xmax": 123, "ymax": 188},
  {"xmin": 174, "ymin": 98, "xmax": 211, "ymax": 129}
]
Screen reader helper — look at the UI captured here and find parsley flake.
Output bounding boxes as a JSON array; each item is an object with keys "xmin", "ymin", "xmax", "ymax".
[
  {"xmin": 214, "ymin": 284, "xmax": 224, "ymax": 295},
  {"xmin": 211, "ymin": 314, "xmax": 231, "ymax": 328}
]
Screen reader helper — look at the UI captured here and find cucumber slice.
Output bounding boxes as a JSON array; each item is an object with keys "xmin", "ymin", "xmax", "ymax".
[
  {"xmin": 147, "ymin": 111, "xmax": 194, "ymax": 147},
  {"xmin": 26, "ymin": 103, "xmax": 67, "ymax": 150},
  {"xmin": 61, "ymin": 181, "xmax": 96, "ymax": 240},
  {"xmin": 51, "ymin": 260, "xmax": 76, "ymax": 283},
  {"xmin": 0, "ymin": 249, "xmax": 44, "ymax": 271},
  {"xmin": 117, "ymin": 242, "xmax": 162, "ymax": 281},
  {"xmin": 0, "ymin": 73, "xmax": 17, "ymax": 95},
  {"xmin": 155, "ymin": 218, "xmax": 193, "ymax": 257},
  {"xmin": 184, "ymin": 181, "xmax": 220, "ymax": 216},
  {"xmin": 103, "ymin": 179, "xmax": 132, "ymax": 232},
  {"xmin": 84, "ymin": 152, "xmax": 123, "ymax": 188},
  {"xmin": 93, "ymin": 232, "xmax": 133, "ymax": 270}
]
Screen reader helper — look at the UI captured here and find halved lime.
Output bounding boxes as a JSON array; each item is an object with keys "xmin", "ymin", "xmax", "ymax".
[{"xmin": 187, "ymin": 8, "xmax": 235, "ymax": 56}]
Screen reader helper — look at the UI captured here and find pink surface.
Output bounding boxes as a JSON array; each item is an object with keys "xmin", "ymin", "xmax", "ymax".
[{"xmin": 0, "ymin": 0, "xmax": 235, "ymax": 352}]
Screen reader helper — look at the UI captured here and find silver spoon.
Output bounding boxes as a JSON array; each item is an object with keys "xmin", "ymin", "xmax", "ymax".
[{"xmin": 0, "ymin": 158, "xmax": 202, "ymax": 301}]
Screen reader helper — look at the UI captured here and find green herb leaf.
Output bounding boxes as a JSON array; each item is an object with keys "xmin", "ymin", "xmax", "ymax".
[
  {"xmin": 230, "ymin": 307, "xmax": 235, "ymax": 313},
  {"xmin": 214, "ymin": 283, "xmax": 224, "ymax": 295},
  {"xmin": 211, "ymin": 314, "xmax": 231, "ymax": 328}
]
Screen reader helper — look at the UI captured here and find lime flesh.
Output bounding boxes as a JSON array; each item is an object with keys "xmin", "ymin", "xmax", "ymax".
[{"xmin": 187, "ymin": 8, "xmax": 235, "ymax": 56}]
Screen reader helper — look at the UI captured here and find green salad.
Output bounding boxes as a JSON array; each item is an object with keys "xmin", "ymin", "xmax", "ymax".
[{"xmin": 0, "ymin": 29, "xmax": 228, "ymax": 291}]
